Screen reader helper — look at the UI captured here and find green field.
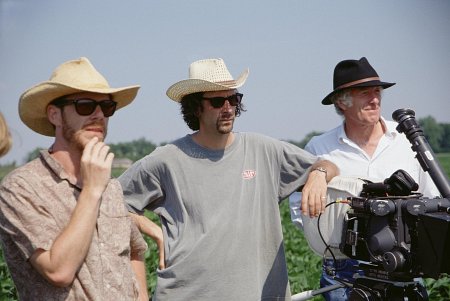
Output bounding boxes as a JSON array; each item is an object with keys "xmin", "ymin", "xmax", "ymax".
[{"xmin": 1, "ymin": 154, "xmax": 450, "ymax": 300}]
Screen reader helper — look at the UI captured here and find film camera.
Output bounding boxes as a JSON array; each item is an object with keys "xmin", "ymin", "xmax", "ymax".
[{"xmin": 339, "ymin": 109, "xmax": 450, "ymax": 300}]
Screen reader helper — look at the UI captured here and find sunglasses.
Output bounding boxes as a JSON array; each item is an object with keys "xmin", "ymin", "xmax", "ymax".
[
  {"xmin": 203, "ymin": 93, "xmax": 243, "ymax": 109},
  {"xmin": 52, "ymin": 98, "xmax": 117, "ymax": 117}
]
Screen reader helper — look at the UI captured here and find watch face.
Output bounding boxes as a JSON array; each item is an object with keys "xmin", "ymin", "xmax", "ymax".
[{"xmin": 315, "ymin": 167, "xmax": 327, "ymax": 173}]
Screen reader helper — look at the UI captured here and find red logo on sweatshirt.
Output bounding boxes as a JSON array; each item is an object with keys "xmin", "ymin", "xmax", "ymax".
[{"xmin": 242, "ymin": 170, "xmax": 256, "ymax": 180}]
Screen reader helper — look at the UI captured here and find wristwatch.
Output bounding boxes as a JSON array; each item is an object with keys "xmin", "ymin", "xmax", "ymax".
[{"xmin": 312, "ymin": 166, "xmax": 327, "ymax": 177}]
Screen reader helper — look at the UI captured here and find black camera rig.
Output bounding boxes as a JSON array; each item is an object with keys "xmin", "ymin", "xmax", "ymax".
[{"xmin": 338, "ymin": 109, "xmax": 450, "ymax": 300}]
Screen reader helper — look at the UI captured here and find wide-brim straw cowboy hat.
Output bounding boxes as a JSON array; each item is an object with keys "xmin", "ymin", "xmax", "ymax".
[
  {"xmin": 166, "ymin": 58, "xmax": 249, "ymax": 102},
  {"xmin": 322, "ymin": 57, "xmax": 395, "ymax": 105},
  {"xmin": 19, "ymin": 57, "xmax": 140, "ymax": 136}
]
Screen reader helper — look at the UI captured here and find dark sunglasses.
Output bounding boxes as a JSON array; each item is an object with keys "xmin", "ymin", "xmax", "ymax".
[
  {"xmin": 51, "ymin": 98, "xmax": 117, "ymax": 117},
  {"xmin": 203, "ymin": 93, "xmax": 243, "ymax": 109}
]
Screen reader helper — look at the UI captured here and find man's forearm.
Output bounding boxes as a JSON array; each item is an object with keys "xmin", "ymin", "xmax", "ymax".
[
  {"xmin": 311, "ymin": 159, "xmax": 339, "ymax": 182},
  {"xmin": 131, "ymin": 253, "xmax": 149, "ymax": 301},
  {"xmin": 29, "ymin": 189, "xmax": 102, "ymax": 286},
  {"xmin": 130, "ymin": 212, "xmax": 165, "ymax": 269}
]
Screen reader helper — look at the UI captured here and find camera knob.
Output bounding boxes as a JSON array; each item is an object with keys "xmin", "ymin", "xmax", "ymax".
[{"xmin": 382, "ymin": 251, "xmax": 406, "ymax": 272}]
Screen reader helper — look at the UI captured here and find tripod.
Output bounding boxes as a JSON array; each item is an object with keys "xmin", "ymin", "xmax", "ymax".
[
  {"xmin": 291, "ymin": 283, "xmax": 346, "ymax": 301},
  {"xmin": 291, "ymin": 275, "xmax": 428, "ymax": 301},
  {"xmin": 348, "ymin": 276, "xmax": 428, "ymax": 301}
]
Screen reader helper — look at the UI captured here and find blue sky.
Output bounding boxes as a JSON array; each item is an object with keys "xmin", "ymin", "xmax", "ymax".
[{"xmin": 1, "ymin": 0, "xmax": 449, "ymax": 164}]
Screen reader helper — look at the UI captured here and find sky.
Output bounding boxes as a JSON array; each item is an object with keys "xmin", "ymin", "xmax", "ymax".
[{"xmin": 1, "ymin": 0, "xmax": 449, "ymax": 165}]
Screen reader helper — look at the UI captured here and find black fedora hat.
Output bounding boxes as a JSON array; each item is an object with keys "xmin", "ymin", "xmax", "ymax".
[{"xmin": 321, "ymin": 57, "xmax": 395, "ymax": 105}]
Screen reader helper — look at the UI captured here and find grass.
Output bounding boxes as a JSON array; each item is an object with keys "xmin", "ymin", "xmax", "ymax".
[{"xmin": 437, "ymin": 153, "xmax": 450, "ymax": 177}]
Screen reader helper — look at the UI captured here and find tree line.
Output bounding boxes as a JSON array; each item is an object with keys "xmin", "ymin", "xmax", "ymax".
[
  {"xmin": 287, "ymin": 116, "xmax": 450, "ymax": 153},
  {"xmin": 18, "ymin": 116, "xmax": 450, "ymax": 164}
]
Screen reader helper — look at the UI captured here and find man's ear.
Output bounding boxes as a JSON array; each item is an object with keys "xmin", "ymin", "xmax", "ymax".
[
  {"xmin": 194, "ymin": 102, "xmax": 204, "ymax": 117},
  {"xmin": 336, "ymin": 100, "xmax": 346, "ymax": 112},
  {"xmin": 47, "ymin": 105, "xmax": 62, "ymax": 127}
]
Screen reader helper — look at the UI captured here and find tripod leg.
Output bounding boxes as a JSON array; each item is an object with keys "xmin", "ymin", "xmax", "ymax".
[{"xmin": 291, "ymin": 283, "xmax": 346, "ymax": 301}]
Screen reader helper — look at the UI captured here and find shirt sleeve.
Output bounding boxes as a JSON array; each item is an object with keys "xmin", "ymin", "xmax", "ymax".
[
  {"xmin": 278, "ymin": 141, "xmax": 318, "ymax": 200},
  {"xmin": 0, "ymin": 173, "xmax": 59, "ymax": 260},
  {"xmin": 129, "ymin": 216, "xmax": 148, "ymax": 257},
  {"xmin": 119, "ymin": 158, "xmax": 164, "ymax": 214}
]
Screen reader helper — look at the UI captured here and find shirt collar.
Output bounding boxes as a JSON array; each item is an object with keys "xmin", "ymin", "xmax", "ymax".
[
  {"xmin": 338, "ymin": 116, "xmax": 396, "ymax": 144},
  {"xmin": 40, "ymin": 149, "xmax": 78, "ymax": 187},
  {"xmin": 381, "ymin": 117, "xmax": 397, "ymax": 138}
]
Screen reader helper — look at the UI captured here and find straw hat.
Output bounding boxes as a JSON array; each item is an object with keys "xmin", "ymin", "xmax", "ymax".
[
  {"xmin": 166, "ymin": 58, "xmax": 249, "ymax": 102},
  {"xmin": 322, "ymin": 57, "xmax": 395, "ymax": 105},
  {"xmin": 19, "ymin": 57, "xmax": 140, "ymax": 136}
]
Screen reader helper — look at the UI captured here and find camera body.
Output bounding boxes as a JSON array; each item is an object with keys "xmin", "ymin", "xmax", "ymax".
[
  {"xmin": 340, "ymin": 109, "xmax": 450, "ymax": 281},
  {"xmin": 341, "ymin": 193, "xmax": 450, "ymax": 280}
]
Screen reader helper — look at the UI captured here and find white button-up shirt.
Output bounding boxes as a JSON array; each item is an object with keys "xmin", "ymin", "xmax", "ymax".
[
  {"xmin": 305, "ymin": 118, "xmax": 439, "ymax": 197},
  {"xmin": 290, "ymin": 117, "xmax": 440, "ymax": 229}
]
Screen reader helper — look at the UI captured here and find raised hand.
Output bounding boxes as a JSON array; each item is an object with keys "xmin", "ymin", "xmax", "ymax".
[{"xmin": 80, "ymin": 136, "xmax": 115, "ymax": 198}]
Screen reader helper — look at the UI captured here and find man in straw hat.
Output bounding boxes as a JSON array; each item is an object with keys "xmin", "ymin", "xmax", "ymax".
[
  {"xmin": 0, "ymin": 57, "xmax": 150, "ymax": 300},
  {"xmin": 119, "ymin": 58, "xmax": 339, "ymax": 300},
  {"xmin": 290, "ymin": 57, "xmax": 439, "ymax": 300}
]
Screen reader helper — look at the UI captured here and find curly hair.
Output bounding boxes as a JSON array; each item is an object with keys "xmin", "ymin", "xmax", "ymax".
[{"xmin": 180, "ymin": 92, "xmax": 246, "ymax": 131}]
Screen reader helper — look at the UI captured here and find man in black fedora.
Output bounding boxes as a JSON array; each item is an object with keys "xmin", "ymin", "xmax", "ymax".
[{"xmin": 290, "ymin": 57, "xmax": 439, "ymax": 300}]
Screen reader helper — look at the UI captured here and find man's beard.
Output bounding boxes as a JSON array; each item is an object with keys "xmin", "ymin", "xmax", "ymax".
[
  {"xmin": 61, "ymin": 116, "xmax": 107, "ymax": 151},
  {"xmin": 216, "ymin": 114, "xmax": 234, "ymax": 134}
]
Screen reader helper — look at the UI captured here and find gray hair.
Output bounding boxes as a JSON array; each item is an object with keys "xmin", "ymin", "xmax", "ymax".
[
  {"xmin": 331, "ymin": 90, "xmax": 353, "ymax": 116},
  {"xmin": 331, "ymin": 87, "xmax": 384, "ymax": 116}
]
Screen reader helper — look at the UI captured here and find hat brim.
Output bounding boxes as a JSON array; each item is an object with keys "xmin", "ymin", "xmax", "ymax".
[
  {"xmin": 19, "ymin": 81, "xmax": 140, "ymax": 136},
  {"xmin": 166, "ymin": 69, "xmax": 249, "ymax": 102},
  {"xmin": 321, "ymin": 81, "xmax": 395, "ymax": 105}
]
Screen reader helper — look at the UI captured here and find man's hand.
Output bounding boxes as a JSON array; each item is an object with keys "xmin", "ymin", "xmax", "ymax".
[
  {"xmin": 80, "ymin": 137, "xmax": 114, "ymax": 197},
  {"xmin": 131, "ymin": 213, "xmax": 165, "ymax": 270},
  {"xmin": 301, "ymin": 160, "xmax": 339, "ymax": 217},
  {"xmin": 301, "ymin": 169, "xmax": 327, "ymax": 217}
]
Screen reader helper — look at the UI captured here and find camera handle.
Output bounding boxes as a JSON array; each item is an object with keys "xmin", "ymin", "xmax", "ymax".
[{"xmin": 393, "ymin": 108, "xmax": 450, "ymax": 198}]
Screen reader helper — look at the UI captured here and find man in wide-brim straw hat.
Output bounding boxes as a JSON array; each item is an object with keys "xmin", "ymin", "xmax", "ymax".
[
  {"xmin": 291, "ymin": 57, "xmax": 439, "ymax": 301},
  {"xmin": 119, "ymin": 58, "xmax": 339, "ymax": 300},
  {"xmin": 19, "ymin": 56, "xmax": 139, "ymax": 137},
  {"xmin": 0, "ymin": 57, "xmax": 150, "ymax": 300}
]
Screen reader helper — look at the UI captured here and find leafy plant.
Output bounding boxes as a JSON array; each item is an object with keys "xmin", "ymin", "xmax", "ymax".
[{"xmin": 0, "ymin": 248, "xmax": 17, "ymax": 301}]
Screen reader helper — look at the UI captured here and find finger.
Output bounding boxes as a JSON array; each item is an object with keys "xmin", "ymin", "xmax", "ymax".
[
  {"xmin": 316, "ymin": 195, "xmax": 324, "ymax": 216},
  {"xmin": 89, "ymin": 140, "xmax": 106, "ymax": 160},
  {"xmin": 301, "ymin": 191, "xmax": 309, "ymax": 215},
  {"xmin": 321, "ymin": 195, "xmax": 327, "ymax": 212},
  {"xmin": 305, "ymin": 189, "xmax": 318, "ymax": 217},
  {"xmin": 82, "ymin": 137, "xmax": 99, "ymax": 159},
  {"xmin": 308, "ymin": 196, "xmax": 315, "ymax": 217},
  {"xmin": 310, "ymin": 196, "xmax": 320, "ymax": 217},
  {"xmin": 157, "ymin": 230, "xmax": 165, "ymax": 269},
  {"xmin": 97, "ymin": 144, "xmax": 111, "ymax": 161},
  {"xmin": 158, "ymin": 246, "xmax": 165, "ymax": 270},
  {"xmin": 105, "ymin": 152, "xmax": 114, "ymax": 168}
]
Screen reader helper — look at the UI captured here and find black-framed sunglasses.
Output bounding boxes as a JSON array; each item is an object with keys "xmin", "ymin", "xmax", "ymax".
[
  {"xmin": 51, "ymin": 98, "xmax": 117, "ymax": 117},
  {"xmin": 203, "ymin": 93, "xmax": 243, "ymax": 109}
]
